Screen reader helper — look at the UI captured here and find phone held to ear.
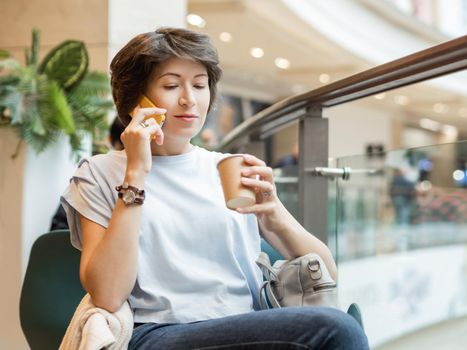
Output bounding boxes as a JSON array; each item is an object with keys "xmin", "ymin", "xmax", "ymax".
[{"xmin": 130, "ymin": 95, "xmax": 166, "ymax": 127}]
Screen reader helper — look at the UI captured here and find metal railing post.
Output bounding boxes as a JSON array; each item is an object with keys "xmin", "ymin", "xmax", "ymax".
[
  {"xmin": 241, "ymin": 132, "xmax": 265, "ymax": 160},
  {"xmin": 298, "ymin": 106, "xmax": 329, "ymax": 244}
]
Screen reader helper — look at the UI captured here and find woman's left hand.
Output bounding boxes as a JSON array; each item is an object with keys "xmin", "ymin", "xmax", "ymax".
[
  {"xmin": 237, "ymin": 154, "xmax": 286, "ymax": 231},
  {"xmin": 236, "ymin": 155, "xmax": 337, "ymax": 277}
]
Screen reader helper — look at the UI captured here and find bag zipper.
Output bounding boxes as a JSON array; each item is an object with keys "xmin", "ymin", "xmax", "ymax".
[{"xmin": 314, "ymin": 282, "xmax": 337, "ymax": 291}]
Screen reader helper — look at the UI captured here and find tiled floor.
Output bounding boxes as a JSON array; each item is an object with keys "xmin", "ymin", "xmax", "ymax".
[{"xmin": 375, "ymin": 316, "xmax": 467, "ymax": 350}]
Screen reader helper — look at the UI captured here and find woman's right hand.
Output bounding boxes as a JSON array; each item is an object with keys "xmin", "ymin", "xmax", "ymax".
[{"xmin": 121, "ymin": 106, "xmax": 167, "ymax": 175}]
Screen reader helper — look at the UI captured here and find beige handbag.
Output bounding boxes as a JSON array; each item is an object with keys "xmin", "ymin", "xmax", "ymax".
[{"xmin": 256, "ymin": 252, "xmax": 338, "ymax": 309}]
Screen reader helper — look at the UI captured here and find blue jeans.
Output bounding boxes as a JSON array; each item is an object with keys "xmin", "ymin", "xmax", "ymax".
[{"xmin": 129, "ymin": 307, "xmax": 369, "ymax": 349}]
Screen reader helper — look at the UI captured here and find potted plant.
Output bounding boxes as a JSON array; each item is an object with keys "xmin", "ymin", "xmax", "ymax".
[{"xmin": 0, "ymin": 28, "xmax": 114, "ymax": 159}]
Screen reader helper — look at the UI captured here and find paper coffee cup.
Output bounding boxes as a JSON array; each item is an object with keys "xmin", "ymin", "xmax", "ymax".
[{"xmin": 217, "ymin": 154, "xmax": 256, "ymax": 210}]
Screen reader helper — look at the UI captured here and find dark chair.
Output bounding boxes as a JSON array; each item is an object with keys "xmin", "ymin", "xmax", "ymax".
[{"xmin": 19, "ymin": 230, "xmax": 85, "ymax": 350}]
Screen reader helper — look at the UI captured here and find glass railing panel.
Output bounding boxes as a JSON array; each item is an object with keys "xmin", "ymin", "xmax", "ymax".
[
  {"xmin": 273, "ymin": 165, "xmax": 299, "ymax": 220},
  {"xmin": 335, "ymin": 141, "xmax": 467, "ymax": 348},
  {"xmin": 327, "ymin": 157, "xmax": 339, "ymax": 261},
  {"xmin": 273, "ymin": 155, "xmax": 339, "ymax": 261},
  {"xmin": 269, "ymin": 123, "xmax": 300, "ymax": 223}
]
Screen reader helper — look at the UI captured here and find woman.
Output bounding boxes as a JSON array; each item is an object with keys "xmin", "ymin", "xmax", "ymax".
[{"xmin": 61, "ymin": 27, "xmax": 368, "ymax": 349}]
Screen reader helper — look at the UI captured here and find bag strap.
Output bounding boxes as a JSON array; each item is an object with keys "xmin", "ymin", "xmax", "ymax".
[
  {"xmin": 256, "ymin": 252, "xmax": 278, "ymax": 281},
  {"xmin": 257, "ymin": 252, "xmax": 283, "ymax": 309},
  {"xmin": 258, "ymin": 281, "xmax": 269, "ymax": 310},
  {"xmin": 259, "ymin": 281, "xmax": 282, "ymax": 309}
]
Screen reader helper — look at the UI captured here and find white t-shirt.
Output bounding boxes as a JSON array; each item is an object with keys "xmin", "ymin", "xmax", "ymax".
[{"xmin": 61, "ymin": 146, "xmax": 263, "ymax": 323}]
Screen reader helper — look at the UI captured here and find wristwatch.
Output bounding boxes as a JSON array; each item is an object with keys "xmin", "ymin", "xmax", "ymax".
[{"xmin": 115, "ymin": 182, "xmax": 145, "ymax": 205}]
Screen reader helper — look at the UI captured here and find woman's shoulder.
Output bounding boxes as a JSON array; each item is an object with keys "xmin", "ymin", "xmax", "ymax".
[
  {"xmin": 195, "ymin": 145, "xmax": 231, "ymax": 162},
  {"xmin": 74, "ymin": 150, "xmax": 126, "ymax": 180},
  {"xmin": 79, "ymin": 150, "xmax": 126, "ymax": 168}
]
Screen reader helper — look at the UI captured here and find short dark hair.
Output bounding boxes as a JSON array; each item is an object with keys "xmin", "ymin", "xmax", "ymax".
[
  {"xmin": 109, "ymin": 116, "xmax": 125, "ymax": 149},
  {"xmin": 110, "ymin": 27, "xmax": 222, "ymax": 125}
]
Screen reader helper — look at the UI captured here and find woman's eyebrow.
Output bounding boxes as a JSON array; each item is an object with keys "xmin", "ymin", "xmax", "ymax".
[{"xmin": 159, "ymin": 72, "xmax": 208, "ymax": 78}]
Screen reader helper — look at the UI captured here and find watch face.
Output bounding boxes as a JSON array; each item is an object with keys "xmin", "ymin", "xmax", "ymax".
[{"xmin": 122, "ymin": 190, "xmax": 136, "ymax": 204}]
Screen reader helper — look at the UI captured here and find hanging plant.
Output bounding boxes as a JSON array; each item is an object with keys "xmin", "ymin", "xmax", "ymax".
[{"xmin": 0, "ymin": 28, "xmax": 114, "ymax": 159}]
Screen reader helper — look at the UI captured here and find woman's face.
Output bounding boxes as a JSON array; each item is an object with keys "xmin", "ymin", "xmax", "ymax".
[{"xmin": 144, "ymin": 57, "xmax": 210, "ymax": 142}]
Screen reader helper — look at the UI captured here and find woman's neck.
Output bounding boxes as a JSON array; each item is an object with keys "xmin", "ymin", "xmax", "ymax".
[{"xmin": 151, "ymin": 138, "xmax": 194, "ymax": 156}]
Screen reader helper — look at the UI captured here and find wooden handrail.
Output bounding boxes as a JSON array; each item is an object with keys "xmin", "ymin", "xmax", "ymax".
[{"xmin": 218, "ymin": 35, "xmax": 467, "ymax": 151}]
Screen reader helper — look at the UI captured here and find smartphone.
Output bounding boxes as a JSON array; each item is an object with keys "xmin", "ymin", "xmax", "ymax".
[{"xmin": 130, "ymin": 95, "xmax": 166, "ymax": 127}]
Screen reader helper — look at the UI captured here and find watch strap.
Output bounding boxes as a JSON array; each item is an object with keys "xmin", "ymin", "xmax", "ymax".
[
  {"xmin": 117, "ymin": 192, "xmax": 145, "ymax": 204},
  {"xmin": 115, "ymin": 183, "xmax": 145, "ymax": 205}
]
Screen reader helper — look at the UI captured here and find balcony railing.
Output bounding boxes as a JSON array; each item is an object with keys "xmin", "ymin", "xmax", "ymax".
[{"xmin": 217, "ymin": 35, "xmax": 467, "ymax": 245}]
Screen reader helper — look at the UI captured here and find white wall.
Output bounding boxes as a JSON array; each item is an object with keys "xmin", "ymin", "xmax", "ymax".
[
  {"xmin": 270, "ymin": 102, "xmax": 394, "ymax": 164},
  {"xmin": 0, "ymin": 132, "xmax": 86, "ymax": 350},
  {"xmin": 108, "ymin": 0, "xmax": 187, "ymax": 62},
  {"xmin": 327, "ymin": 103, "xmax": 393, "ymax": 159},
  {"xmin": 0, "ymin": 129, "xmax": 28, "ymax": 350},
  {"xmin": 21, "ymin": 137, "xmax": 88, "ymax": 273}
]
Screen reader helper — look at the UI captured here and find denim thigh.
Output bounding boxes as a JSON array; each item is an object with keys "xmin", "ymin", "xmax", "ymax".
[{"xmin": 129, "ymin": 307, "xmax": 369, "ymax": 350}]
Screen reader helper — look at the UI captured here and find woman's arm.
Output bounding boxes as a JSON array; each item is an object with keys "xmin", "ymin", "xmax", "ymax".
[
  {"xmin": 79, "ymin": 191, "xmax": 143, "ymax": 312},
  {"xmin": 237, "ymin": 154, "xmax": 337, "ymax": 281},
  {"xmin": 79, "ymin": 107, "xmax": 165, "ymax": 312}
]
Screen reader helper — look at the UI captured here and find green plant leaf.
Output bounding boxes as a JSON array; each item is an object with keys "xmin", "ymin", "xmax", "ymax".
[
  {"xmin": 0, "ymin": 49, "xmax": 10, "ymax": 59},
  {"xmin": 46, "ymin": 81, "xmax": 75, "ymax": 134},
  {"xmin": 25, "ymin": 48, "xmax": 31, "ymax": 66},
  {"xmin": 0, "ymin": 30, "xmax": 112, "ymax": 159},
  {"xmin": 31, "ymin": 111, "xmax": 46, "ymax": 135},
  {"xmin": 31, "ymin": 28, "xmax": 40, "ymax": 66},
  {"xmin": 0, "ymin": 89, "xmax": 22, "ymax": 125},
  {"xmin": 0, "ymin": 74, "xmax": 20, "ymax": 89},
  {"xmin": 69, "ymin": 71, "xmax": 110, "ymax": 95},
  {"xmin": 38, "ymin": 40, "xmax": 89, "ymax": 90},
  {"xmin": 67, "ymin": 71, "xmax": 112, "ymax": 136},
  {"xmin": 0, "ymin": 58, "xmax": 22, "ymax": 73}
]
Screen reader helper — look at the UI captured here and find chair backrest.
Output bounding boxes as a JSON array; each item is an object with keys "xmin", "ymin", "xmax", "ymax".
[{"xmin": 20, "ymin": 230, "xmax": 85, "ymax": 350}]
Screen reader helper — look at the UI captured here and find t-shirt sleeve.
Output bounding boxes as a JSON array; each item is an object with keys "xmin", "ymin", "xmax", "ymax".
[{"xmin": 60, "ymin": 159, "xmax": 114, "ymax": 250}]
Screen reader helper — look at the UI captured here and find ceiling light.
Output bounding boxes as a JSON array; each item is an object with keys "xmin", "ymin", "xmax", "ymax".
[
  {"xmin": 433, "ymin": 103, "xmax": 448, "ymax": 113},
  {"xmin": 274, "ymin": 57, "xmax": 290, "ymax": 70},
  {"xmin": 219, "ymin": 32, "xmax": 232, "ymax": 42},
  {"xmin": 319, "ymin": 73, "xmax": 330, "ymax": 84},
  {"xmin": 419, "ymin": 118, "xmax": 440, "ymax": 131},
  {"xmin": 442, "ymin": 124, "xmax": 458, "ymax": 137},
  {"xmin": 394, "ymin": 95, "xmax": 409, "ymax": 105},
  {"xmin": 186, "ymin": 14, "xmax": 206, "ymax": 28},
  {"xmin": 250, "ymin": 47, "xmax": 264, "ymax": 58},
  {"xmin": 374, "ymin": 93, "xmax": 386, "ymax": 100}
]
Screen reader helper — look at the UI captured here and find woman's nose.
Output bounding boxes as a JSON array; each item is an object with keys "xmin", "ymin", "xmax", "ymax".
[{"xmin": 179, "ymin": 88, "xmax": 196, "ymax": 107}]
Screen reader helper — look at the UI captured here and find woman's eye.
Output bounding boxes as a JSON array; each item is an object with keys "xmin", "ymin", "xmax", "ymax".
[
  {"xmin": 164, "ymin": 85, "xmax": 178, "ymax": 90},
  {"xmin": 194, "ymin": 85, "xmax": 207, "ymax": 89}
]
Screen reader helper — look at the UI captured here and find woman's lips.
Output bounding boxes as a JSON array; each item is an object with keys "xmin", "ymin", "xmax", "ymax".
[{"xmin": 173, "ymin": 115, "xmax": 198, "ymax": 122}]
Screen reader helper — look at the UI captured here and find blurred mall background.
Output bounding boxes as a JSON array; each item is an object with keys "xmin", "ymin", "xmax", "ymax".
[{"xmin": 1, "ymin": 0, "xmax": 467, "ymax": 349}]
